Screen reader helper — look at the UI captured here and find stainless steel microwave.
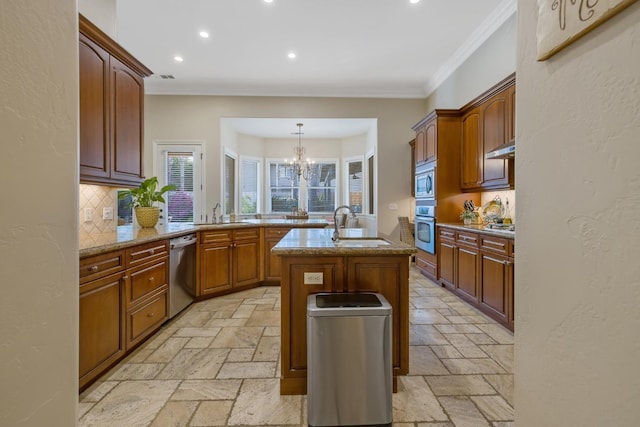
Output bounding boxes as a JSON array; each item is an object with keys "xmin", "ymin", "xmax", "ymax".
[{"xmin": 415, "ymin": 165, "xmax": 435, "ymax": 199}]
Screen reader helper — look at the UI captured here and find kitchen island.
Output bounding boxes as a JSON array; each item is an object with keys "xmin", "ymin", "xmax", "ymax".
[{"xmin": 272, "ymin": 228, "xmax": 416, "ymax": 395}]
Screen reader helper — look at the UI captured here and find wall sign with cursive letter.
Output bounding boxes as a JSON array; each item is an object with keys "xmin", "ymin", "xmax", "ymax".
[{"xmin": 536, "ymin": 0, "xmax": 638, "ymax": 60}]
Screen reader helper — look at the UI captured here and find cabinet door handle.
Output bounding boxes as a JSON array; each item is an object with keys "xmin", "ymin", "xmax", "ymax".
[
  {"xmin": 503, "ymin": 260, "xmax": 511, "ymax": 266},
  {"xmin": 90, "ymin": 265, "xmax": 99, "ymax": 272},
  {"xmin": 122, "ymin": 275, "xmax": 128, "ymax": 280}
]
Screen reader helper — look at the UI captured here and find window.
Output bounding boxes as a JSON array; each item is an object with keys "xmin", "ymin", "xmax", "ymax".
[
  {"xmin": 224, "ymin": 153, "xmax": 236, "ymax": 215},
  {"xmin": 240, "ymin": 156, "xmax": 261, "ymax": 214},
  {"xmin": 165, "ymin": 152, "xmax": 194, "ymax": 222},
  {"xmin": 367, "ymin": 153, "xmax": 375, "ymax": 215},
  {"xmin": 267, "ymin": 160, "xmax": 337, "ymax": 214},
  {"xmin": 345, "ymin": 158, "xmax": 363, "ymax": 213},
  {"xmin": 306, "ymin": 162, "xmax": 337, "ymax": 213},
  {"xmin": 154, "ymin": 142, "xmax": 203, "ymax": 223},
  {"xmin": 268, "ymin": 161, "xmax": 300, "ymax": 212}
]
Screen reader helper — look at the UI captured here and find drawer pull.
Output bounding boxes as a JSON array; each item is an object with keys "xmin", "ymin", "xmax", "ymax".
[
  {"xmin": 90, "ymin": 265, "xmax": 99, "ymax": 272},
  {"xmin": 147, "ymin": 312, "xmax": 155, "ymax": 318},
  {"xmin": 149, "ymin": 249, "xmax": 155, "ymax": 255},
  {"xmin": 148, "ymin": 277, "xmax": 155, "ymax": 282}
]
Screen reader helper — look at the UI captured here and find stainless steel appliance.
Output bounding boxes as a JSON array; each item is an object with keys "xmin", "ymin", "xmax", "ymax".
[
  {"xmin": 415, "ymin": 163, "xmax": 435, "ymax": 199},
  {"xmin": 169, "ymin": 233, "xmax": 197, "ymax": 318},
  {"xmin": 415, "ymin": 204, "xmax": 435, "ymax": 254},
  {"xmin": 307, "ymin": 293, "xmax": 392, "ymax": 427}
]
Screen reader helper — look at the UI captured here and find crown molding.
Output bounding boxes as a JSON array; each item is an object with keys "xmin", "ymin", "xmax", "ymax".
[{"xmin": 423, "ymin": 0, "xmax": 517, "ymax": 97}]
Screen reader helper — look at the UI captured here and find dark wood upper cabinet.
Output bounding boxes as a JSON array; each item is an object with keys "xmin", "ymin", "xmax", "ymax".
[
  {"xmin": 79, "ymin": 14, "xmax": 152, "ymax": 187},
  {"xmin": 460, "ymin": 73, "xmax": 515, "ymax": 192},
  {"xmin": 413, "ymin": 115, "xmax": 438, "ymax": 165}
]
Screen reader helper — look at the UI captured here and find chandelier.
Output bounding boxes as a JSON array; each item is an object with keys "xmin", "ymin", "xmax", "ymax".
[{"xmin": 287, "ymin": 123, "xmax": 315, "ymax": 181}]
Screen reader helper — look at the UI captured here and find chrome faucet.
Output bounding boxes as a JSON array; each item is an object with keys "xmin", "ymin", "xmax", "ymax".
[{"xmin": 332, "ymin": 205, "xmax": 356, "ymax": 242}]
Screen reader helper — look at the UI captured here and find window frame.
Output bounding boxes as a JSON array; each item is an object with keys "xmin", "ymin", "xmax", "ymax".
[
  {"xmin": 343, "ymin": 155, "xmax": 364, "ymax": 214},
  {"xmin": 152, "ymin": 141, "xmax": 205, "ymax": 223},
  {"xmin": 239, "ymin": 155, "xmax": 262, "ymax": 215},
  {"xmin": 222, "ymin": 147, "xmax": 238, "ymax": 215}
]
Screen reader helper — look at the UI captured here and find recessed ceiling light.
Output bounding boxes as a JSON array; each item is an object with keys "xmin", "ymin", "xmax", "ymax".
[
  {"xmin": 287, "ymin": 52, "xmax": 297, "ymax": 59},
  {"xmin": 199, "ymin": 31, "xmax": 209, "ymax": 38},
  {"xmin": 264, "ymin": 0, "xmax": 274, "ymax": 3},
  {"xmin": 174, "ymin": 56, "xmax": 184, "ymax": 62},
  {"xmin": 409, "ymin": 0, "xmax": 421, "ymax": 4}
]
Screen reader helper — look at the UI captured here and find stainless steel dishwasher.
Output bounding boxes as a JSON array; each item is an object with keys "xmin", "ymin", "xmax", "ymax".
[
  {"xmin": 307, "ymin": 292, "xmax": 393, "ymax": 427},
  {"xmin": 169, "ymin": 233, "xmax": 197, "ymax": 318}
]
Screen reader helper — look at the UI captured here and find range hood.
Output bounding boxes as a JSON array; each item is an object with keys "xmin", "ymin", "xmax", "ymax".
[{"xmin": 485, "ymin": 142, "xmax": 515, "ymax": 159}]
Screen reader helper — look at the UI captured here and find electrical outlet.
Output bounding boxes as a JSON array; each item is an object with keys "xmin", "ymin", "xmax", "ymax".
[
  {"xmin": 84, "ymin": 208, "xmax": 93, "ymax": 222},
  {"xmin": 103, "ymin": 207, "xmax": 114, "ymax": 220},
  {"xmin": 389, "ymin": 203, "xmax": 398, "ymax": 210},
  {"xmin": 304, "ymin": 272, "xmax": 323, "ymax": 285}
]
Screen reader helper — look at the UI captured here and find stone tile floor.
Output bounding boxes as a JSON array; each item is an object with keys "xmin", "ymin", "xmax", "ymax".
[{"xmin": 79, "ymin": 267, "xmax": 514, "ymax": 426}]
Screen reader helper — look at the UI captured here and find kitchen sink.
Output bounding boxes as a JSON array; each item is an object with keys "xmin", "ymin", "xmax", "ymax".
[{"xmin": 333, "ymin": 238, "xmax": 390, "ymax": 247}]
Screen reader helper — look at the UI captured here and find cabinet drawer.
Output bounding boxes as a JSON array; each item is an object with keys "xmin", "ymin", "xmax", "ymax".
[
  {"xmin": 126, "ymin": 240, "xmax": 168, "ymax": 268},
  {"xmin": 456, "ymin": 231, "xmax": 479, "ymax": 247},
  {"xmin": 438, "ymin": 227, "xmax": 455, "ymax": 241},
  {"xmin": 264, "ymin": 227, "xmax": 291, "ymax": 239},
  {"xmin": 80, "ymin": 250, "xmax": 125, "ymax": 284},
  {"xmin": 127, "ymin": 289, "xmax": 168, "ymax": 347},
  {"xmin": 127, "ymin": 261, "xmax": 167, "ymax": 307},
  {"xmin": 200, "ymin": 230, "xmax": 232, "ymax": 245},
  {"xmin": 233, "ymin": 227, "xmax": 260, "ymax": 241},
  {"xmin": 480, "ymin": 236, "xmax": 510, "ymax": 256}
]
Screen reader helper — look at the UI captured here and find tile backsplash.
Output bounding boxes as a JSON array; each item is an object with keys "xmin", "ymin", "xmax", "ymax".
[{"xmin": 79, "ymin": 184, "xmax": 118, "ymax": 233}]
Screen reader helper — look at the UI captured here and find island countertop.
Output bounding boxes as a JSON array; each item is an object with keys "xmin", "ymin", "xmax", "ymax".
[
  {"xmin": 80, "ymin": 219, "xmax": 328, "ymax": 258},
  {"xmin": 271, "ymin": 228, "xmax": 416, "ymax": 256}
]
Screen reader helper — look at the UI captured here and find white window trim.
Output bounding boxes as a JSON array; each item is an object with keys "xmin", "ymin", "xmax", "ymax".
[
  {"xmin": 222, "ymin": 146, "xmax": 238, "ymax": 215},
  {"xmin": 343, "ymin": 155, "xmax": 364, "ymax": 209},
  {"xmin": 152, "ymin": 140, "xmax": 205, "ymax": 222},
  {"xmin": 239, "ymin": 154, "xmax": 262, "ymax": 215},
  {"xmin": 365, "ymin": 148, "xmax": 376, "ymax": 216}
]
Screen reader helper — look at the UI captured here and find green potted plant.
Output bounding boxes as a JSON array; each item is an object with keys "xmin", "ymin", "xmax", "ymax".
[
  {"xmin": 118, "ymin": 177, "xmax": 176, "ymax": 228},
  {"xmin": 460, "ymin": 200, "xmax": 480, "ymax": 225},
  {"xmin": 459, "ymin": 210, "xmax": 480, "ymax": 225}
]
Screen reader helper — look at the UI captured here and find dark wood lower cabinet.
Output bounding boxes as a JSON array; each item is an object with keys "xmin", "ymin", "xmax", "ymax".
[
  {"xmin": 457, "ymin": 246, "xmax": 480, "ymax": 302},
  {"xmin": 437, "ymin": 225, "xmax": 514, "ymax": 331},
  {"xmin": 79, "ymin": 241, "xmax": 169, "ymax": 391},
  {"xmin": 480, "ymin": 252, "xmax": 512, "ymax": 325},
  {"xmin": 79, "ymin": 271, "xmax": 126, "ymax": 389}
]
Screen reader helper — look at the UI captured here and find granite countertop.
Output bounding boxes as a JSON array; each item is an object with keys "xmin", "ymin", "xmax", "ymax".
[
  {"xmin": 437, "ymin": 222, "xmax": 515, "ymax": 239},
  {"xmin": 271, "ymin": 228, "xmax": 417, "ymax": 256},
  {"xmin": 80, "ymin": 219, "xmax": 329, "ymax": 258}
]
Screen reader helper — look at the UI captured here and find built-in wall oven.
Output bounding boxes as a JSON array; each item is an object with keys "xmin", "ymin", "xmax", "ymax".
[
  {"xmin": 415, "ymin": 164, "xmax": 435, "ymax": 199},
  {"xmin": 415, "ymin": 203, "xmax": 435, "ymax": 254}
]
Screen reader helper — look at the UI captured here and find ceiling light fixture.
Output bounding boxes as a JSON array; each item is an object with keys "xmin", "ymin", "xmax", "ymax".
[
  {"xmin": 199, "ymin": 31, "xmax": 209, "ymax": 38},
  {"xmin": 174, "ymin": 56, "xmax": 184, "ymax": 62},
  {"xmin": 264, "ymin": 0, "xmax": 274, "ymax": 3},
  {"xmin": 409, "ymin": 0, "xmax": 421, "ymax": 4},
  {"xmin": 287, "ymin": 123, "xmax": 315, "ymax": 181},
  {"xmin": 287, "ymin": 52, "xmax": 297, "ymax": 59}
]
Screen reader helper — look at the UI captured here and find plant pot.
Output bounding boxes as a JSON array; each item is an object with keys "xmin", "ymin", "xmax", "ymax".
[
  {"xmin": 135, "ymin": 206, "xmax": 160, "ymax": 228},
  {"xmin": 463, "ymin": 218, "xmax": 472, "ymax": 225}
]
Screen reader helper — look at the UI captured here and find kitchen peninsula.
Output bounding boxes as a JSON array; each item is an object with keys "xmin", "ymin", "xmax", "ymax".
[
  {"xmin": 78, "ymin": 218, "xmax": 328, "ymax": 390},
  {"xmin": 272, "ymin": 228, "xmax": 416, "ymax": 395}
]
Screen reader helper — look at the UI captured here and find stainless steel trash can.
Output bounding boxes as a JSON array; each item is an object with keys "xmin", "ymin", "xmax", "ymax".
[{"xmin": 307, "ymin": 292, "xmax": 392, "ymax": 427}]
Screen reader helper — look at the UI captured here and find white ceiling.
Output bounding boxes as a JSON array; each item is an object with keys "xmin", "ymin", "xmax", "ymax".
[{"xmin": 116, "ymin": 0, "xmax": 517, "ymax": 99}]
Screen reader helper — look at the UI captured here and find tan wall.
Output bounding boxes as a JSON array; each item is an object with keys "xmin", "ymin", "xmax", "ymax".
[
  {"xmin": 145, "ymin": 96, "xmax": 425, "ymax": 239},
  {"xmin": 0, "ymin": 1, "xmax": 79, "ymax": 425},
  {"xmin": 516, "ymin": 1, "xmax": 640, "ymax": 425}
]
